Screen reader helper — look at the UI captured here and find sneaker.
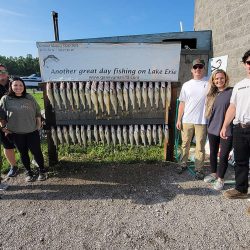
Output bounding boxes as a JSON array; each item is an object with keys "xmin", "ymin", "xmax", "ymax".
[
  {"xmin": 7, "ymin": 166, "xmax": 18, "ymax": 177},
  {"xmin": 25, "ymin": 172, "xmax": 34, "ymax": 182},
  {"xmin": 176, "ymin": 163, "xmax": 187, "ymax": 174},
  {"xmin": 213, "ymin": 179, "xmax": 224, "ymax": 191},
  {"xmin": 204, "ymin": 174, "xmax": 217, "ymax": 183},
  {"xmin": 223, "ymin": 188, "xmax": 248, "ymax": 199},
  {"xmin": 195, "ymin": 171, "xmax": 205, "ymax": 180},
  {"xmin": 38, "ymin": 173, "xmax": 47, "ymax": 181}
]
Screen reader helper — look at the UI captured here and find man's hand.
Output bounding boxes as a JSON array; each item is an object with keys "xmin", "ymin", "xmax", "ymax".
[
  {"xmin": 220, "ymin": 126, "xmax": 227, "ymax": 139},
  {"xmin": 176, "ymin": 120, "xmax": 182, "ymax": 130}
]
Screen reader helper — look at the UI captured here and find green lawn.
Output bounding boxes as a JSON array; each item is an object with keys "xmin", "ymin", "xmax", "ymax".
[{"xmin": 27, "ymin": 89, "xmax": 44, "ymax": 109}]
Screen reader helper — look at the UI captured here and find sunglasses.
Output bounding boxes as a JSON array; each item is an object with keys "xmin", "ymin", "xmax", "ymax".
[
  {"xmin": 0, "ymin": 70, "xmax": 8, "ymax": 74},
  {"xmin": 245, "ymin": 61, "xmax": 250, "ymax": 65},
  {"xmin": 193, "ymin": 65, "xmax": 204, "ymax": 70}
]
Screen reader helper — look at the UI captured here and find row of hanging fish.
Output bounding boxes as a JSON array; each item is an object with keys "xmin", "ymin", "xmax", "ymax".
[
  {"xmin": 46, "ymin": 81, "xmax": 171, "ymax": 113},
  {"xmin": 51, "ymin": 124, "xmax": 169, "ymax": 148}
]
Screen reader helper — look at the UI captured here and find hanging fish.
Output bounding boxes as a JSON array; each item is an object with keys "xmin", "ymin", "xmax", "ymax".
[
  {"xmin": 160, "ymin": 82, "xmax": 166, "ymax": 108},
  {"xmin": 116, "ymin": 82, "xmax": 124, "ymax": 111},
  {"xmin": 66, "ymin": 82, "xmax": 74, "ymax": 109},
  {"xmin": 103, "ymin": 82, "xmax": 111, "ymax": 115},
  {"xmin": 51, "ymin": 126, "xmax": 57, "ymax": 147},
  {"xmin": 93, "ymin": 125, "xmax": 99, "ymax": 143},
  {"xmin": 46, "ymin": 82, "xmax": 55, "ymax": 108},
  {"xmin": 146, "ymin": 125, "xmax": 152, "ymax": 146},
  {"xmin": 117, "ymin": 125, "xmax": 122, "ymax": 146},
  {"xmin": 57, "ymin": 126, "xmax": 64, "ymax": 144},
  {"xmin": 60, "ymin": 82, "xmax": 67, "ymax": 109},
  {"xmin": 85, "ymin": 81, "xmax": 92, "ymax": 110},
  {"xmin": 135, "ymin": 82, "xmax": 142, "ymax": 109},
  {"xmin": 81, "ymin": 125, "xmax": 87, "ymax": 148},
  {"xmin": 72, "ymin": 82, "xmax": 80, "ymax": 110},
  {"xmin": 154, "ymin": 82, "xmax": 160, "ymax": 109},
  {"xmin": 79, "ymin": 82, "xmax": 86, "ymax": 110},
  {"xmin": 69, "ymin": 125, "xmax": 76, "ymax": 145},
  {"xmin": 63, "ymin": 126, "xmax": 70, "ymax": 145},
  {"xmin": 110, "ymin": 82, "xmax": 118, "ymax": 115},
  {"xmin": 99, "ymin": 125, "xmax": 105, "ymax": 145},
  {"xmin": 129, "ymin": 125, "xmax": 134, "ymax": 146},
  {"xmin": 164, "ymin": 124, "xmax": 169, "ymax": 143},
  {"xmin": 140, "ymin": 125, "xmax": 146, "ymax": 146},
  {"xmin": 122, "ymin": 125, "xmax": 128, "ymax": 145},
  {"xmin": 158, "ymin": 125, "xmax": 163, "ymax": 146},
  {"xmin": 87, "ymin": 125, "xmax": 92, "ymax": 144},
  {"xmin": 142, "ymin": 82, "xmax": 148, "ymax": 108},
  {"xmin": 111, "ymin": 126, "xmax": 117, "ymax": 146},
  {"xmin": 91, "ymin": 81, "xmax": 99, "ymax": 114},
  {"xmin": 123, "ymin": 82, "xmax": 129, "ymax": 111},
  {"xmin": 105, "ymin": 126, "xmax": 111, "ymax": 145},
  {"xmin": 129, "ymin": 82, "xmax": 136, "ymax": 110},
  {"xmin": 152, "ymin": 125, "xmax": 157, "ymax": 145},
  {"xmin": 134, "ymin": 125, "xmax": 139, "ymax": 146},
  {"xmin": 97, "ymin": 81, "xmax": 104, "ymax": 113},
  {"xmin": 148, "ymin": 82, "xmax": 154, "ymax": 108},
  {"xmin": 75, "ymin": 125, "xmax": 82, "ymax": 145},
  {"xmin": 53, "ymin": 82, "xmax": 62, "ymax": 110},
  {"xmin": 166, "ymin": 82, "xmax": 171, "ymax": 109}
]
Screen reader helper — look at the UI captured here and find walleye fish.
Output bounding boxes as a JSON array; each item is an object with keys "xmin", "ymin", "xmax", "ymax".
[
  {"xmin": 103, "ymin": 82, "xmax": 110, "ymax": 115},
  {"xmin": 146, "ymin": 125, "xmax": 152, "ymax": 146},
  {"xmin": 129, "ymin": 82, "xmax": 136, "ymax": 110},
  {"xmin": 164, "ymin": 125, "xmax": 169, "ymax": 143},
  {"xmin": 79, "ymin": 82, "xmax": 86, "ymax": 110},
  {"xmin": 111, "ymin": 126, "xmax": 117, "ymax": 146},
  {"xmin": 91, "ymin": 81, "xmax": 99, "ymax": 114},
  {"xmin": 60, "ymin": 82, "xmax": 67, "ymax": 109},
  {"xmin": 85, "ymin": 81, "xmax": 92, "ymax": 110},
  {"xmin": 75, "ymin": 125, "xmax": 82, "ymax": 145},
  {"xmin": 93, "ymin": 125, "xmax": 99, "ymax": 143},
  {"xmin": 57, "ymin": 126, "xmax": 64, "ymax": 144},
  {"xmin": 140, "ymin": 125, "xmax": 146, "ymax": 146},
  {"xmin": 122, "ymin": 125, "xmax": 128, "ymax": 145},
  {"xmin": 69, "ymin": 125, "xmax": 76, "ymax": 145},
  {"xmin": 154, "ymin": 82, "xmax": 160, "ymax": 109},
  {"xmin": 72, "ymin": 82, "xmax": 80, "ymax": 110},
  {"xmin": 66, "ymin": 82, "xmax": 74, "ymax": 109},
  {"xmin": 51, "ymin": 126, "xmax": 57, "ymax": 147},
  {"xmin": 53, "ymin": 82, "xmax": 62, "ymax": 110},
  {"xmin": 152, "ymin": 125, "xmax": 157, "ymax": 145},
  {"xmin": 158, "ymin": 125, "xmax": 163, "ymax": 146},
  {"xmin": 99, "ymin": 125, "xmax": 105, "ymax": 145},
  {"xmin": 116, "ymin": 82, "xmax": 124, "ymax": 111},
  {"xmin": 134, "ymin": 125, "xmax": 139, "ymax": 146},
  {"xmin": 87, "ymin": 125, "xmax": 92, "ymax": 144},
  {"xmin": 160, "ymin": 82, "xmax": 166, "ymax": 108},
  {"xmin": 148, "ymin": 82, "xmax": 154, "ymax": 108},
  {"xmin": 123, "ymin": 82, "xmax": 129, "ymax": 111},
  {"xmin": 166, "ymin": 82, "xmax": 171, "ymax": 109},
  {"xmin": 46, "ymin": 82, "xmax": 55, "ymax": 108},
  {"xmin": 81, "ymin": 125, "xmax": 87, "ymax": 148},
  {"xmin": 110, "ymin": 82, "xmax": 118, "ymax": 115},
  {"xmin": 135, "ymin": 82, "xmax": 142, "ymax": 109},
  {"xmin": 63, "ymin": 126, "xmax": 70, "ymax": 145},
  {"xmin": 142, "ymin": 82, "xmax": 148, "ymax": 108},
  {"xmin": 129, "ymin": 125, "xmax": 134, "ymax": 146},
  {"xmin": 105, "ymin": 126, "xmax": 110, "ymax": 145},
  {"xmin": 117, "ymin": 125, "xmax": 122, "ymax": 146},
  {"xmin": 97, "ymin": 81, "xmax": 104, "ymax": 113}
]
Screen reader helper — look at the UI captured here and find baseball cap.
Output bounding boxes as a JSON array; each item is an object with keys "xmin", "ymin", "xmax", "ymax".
[{"xmin": 192, "ymin": 58, "xmax": 205, "ymax": 66}]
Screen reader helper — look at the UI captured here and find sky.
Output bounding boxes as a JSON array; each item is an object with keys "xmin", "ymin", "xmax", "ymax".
[{"xmin": 0, "ymin": 0, "xmax": 194, "ymax": 58}]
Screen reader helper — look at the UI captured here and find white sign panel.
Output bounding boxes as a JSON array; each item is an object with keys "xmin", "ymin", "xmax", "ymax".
[
  {"xmin": 208, "ymin": 55, "xmax": 228, "ymax": 77},
  {"xmin": 37, "ymin": 42, "xmax": 181, "ymax": 82}
]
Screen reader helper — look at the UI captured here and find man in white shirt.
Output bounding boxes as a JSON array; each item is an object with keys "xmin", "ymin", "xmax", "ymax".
[
  {"xmin": 176, "ymin": 59, "xmax": 208, "ymax": 179},
  {"xmin": 220, "ymin": 50, "xmax": 250, "ymax": 214}
]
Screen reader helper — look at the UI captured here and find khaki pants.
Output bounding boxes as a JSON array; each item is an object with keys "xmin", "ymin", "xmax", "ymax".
[{"xmin": 180, "ymin": 123, "xmax": 207, "ymax": 171}]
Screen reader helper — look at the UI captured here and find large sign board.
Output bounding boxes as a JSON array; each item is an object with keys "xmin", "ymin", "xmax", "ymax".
[{"xmin": 37, "ymin": 42, "xmax": 181, "ymax": 82}]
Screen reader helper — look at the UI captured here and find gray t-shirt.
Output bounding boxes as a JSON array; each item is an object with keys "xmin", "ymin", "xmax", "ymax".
[
  {"xmin": 207, "ymin": 87, "xmax": 233, "ymax": 136},
  {"xmin": 0, "ymin": 94, "xmax": 41, "ymax": 134}
]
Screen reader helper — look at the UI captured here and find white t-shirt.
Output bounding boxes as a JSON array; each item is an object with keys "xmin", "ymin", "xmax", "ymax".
[
  {"xmin": 179, "ymin": 78, "xmax": 208, "ymax": 124},
  {"xmin": 230, "ymin": 78, "xmax": 250, "ymax": 125}
]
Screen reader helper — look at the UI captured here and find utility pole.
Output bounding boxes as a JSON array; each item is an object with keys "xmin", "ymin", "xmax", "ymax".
[{"xmin": 51, "ymin": 11, "xmax": 59, "ymax": 41}]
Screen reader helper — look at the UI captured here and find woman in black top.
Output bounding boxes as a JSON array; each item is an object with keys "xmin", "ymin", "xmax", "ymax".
[{"xmin": 204, "ymin": 69, "xmax": 233, "ymax": 190}]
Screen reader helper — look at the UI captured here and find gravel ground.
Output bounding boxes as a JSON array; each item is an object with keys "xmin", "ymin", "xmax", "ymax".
[{"xmin": 0, "ymin": 162, "xmax": 249, "ymax": 250}]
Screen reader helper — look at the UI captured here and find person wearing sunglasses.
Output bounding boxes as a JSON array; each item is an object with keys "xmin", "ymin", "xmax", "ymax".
[
  {"xmin": 176, "ymin": 58, "xmax": 208, "ymax": 179},
  {"xmin": 220, "ymin": 50, "xmax": 250, "ymax": 215},
  {"xmin": 0, "ymin": 64, "xmax": 17, "ymax": 177}
]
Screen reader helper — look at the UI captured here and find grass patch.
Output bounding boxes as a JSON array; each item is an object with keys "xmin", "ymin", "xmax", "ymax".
[{"xmin": 27, "ymin": 89, "xmax": 44, "ymax": 109}]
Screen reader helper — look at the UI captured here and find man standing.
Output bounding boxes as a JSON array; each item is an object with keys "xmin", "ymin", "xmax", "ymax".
[
  {"xmin": 220, "ymin": 50, "xmax": 250, "ymax": 214},
  {"xmin": 176, "ymin": 59, "xmax": 208, "ymax": 179},
  {"xmin": 0, "ymin": 64, "xmax": 17, "ymax": 177}
]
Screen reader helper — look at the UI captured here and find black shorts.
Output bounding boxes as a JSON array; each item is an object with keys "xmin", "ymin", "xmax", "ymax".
[{"xmin": 0, "ymin": 130, "xmax": 15, "ymax": 149}]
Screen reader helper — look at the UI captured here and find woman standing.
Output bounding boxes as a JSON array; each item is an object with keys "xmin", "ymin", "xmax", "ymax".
[
  {"xmin": 0, "ymin": 77, "xmax": 46, "ymax": 182},
  {"xmin": 204, "ymin": 69, "xmax": 233, "ymax": 190}
]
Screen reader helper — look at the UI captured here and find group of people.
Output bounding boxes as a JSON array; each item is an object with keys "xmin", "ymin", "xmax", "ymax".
[
  {"xmin": 0, "ymin": 64, "xmax": 46, "ymax": 183},
  {"xmin": 177, "ymin": 50, "xmax": 250, "ymax": 215}
]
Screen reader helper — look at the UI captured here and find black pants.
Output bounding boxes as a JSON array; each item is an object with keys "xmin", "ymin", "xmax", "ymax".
[
  {"xmin": 233, "ymin": 126, "xmax": 250, "ymax": 193},
  {"xmin": 208, "ymin": 133, "xmax": 233, "ymax": 179},
  {"xmin": 9, "ymin": 130, "xmax": 45, "ymax": 174}
]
